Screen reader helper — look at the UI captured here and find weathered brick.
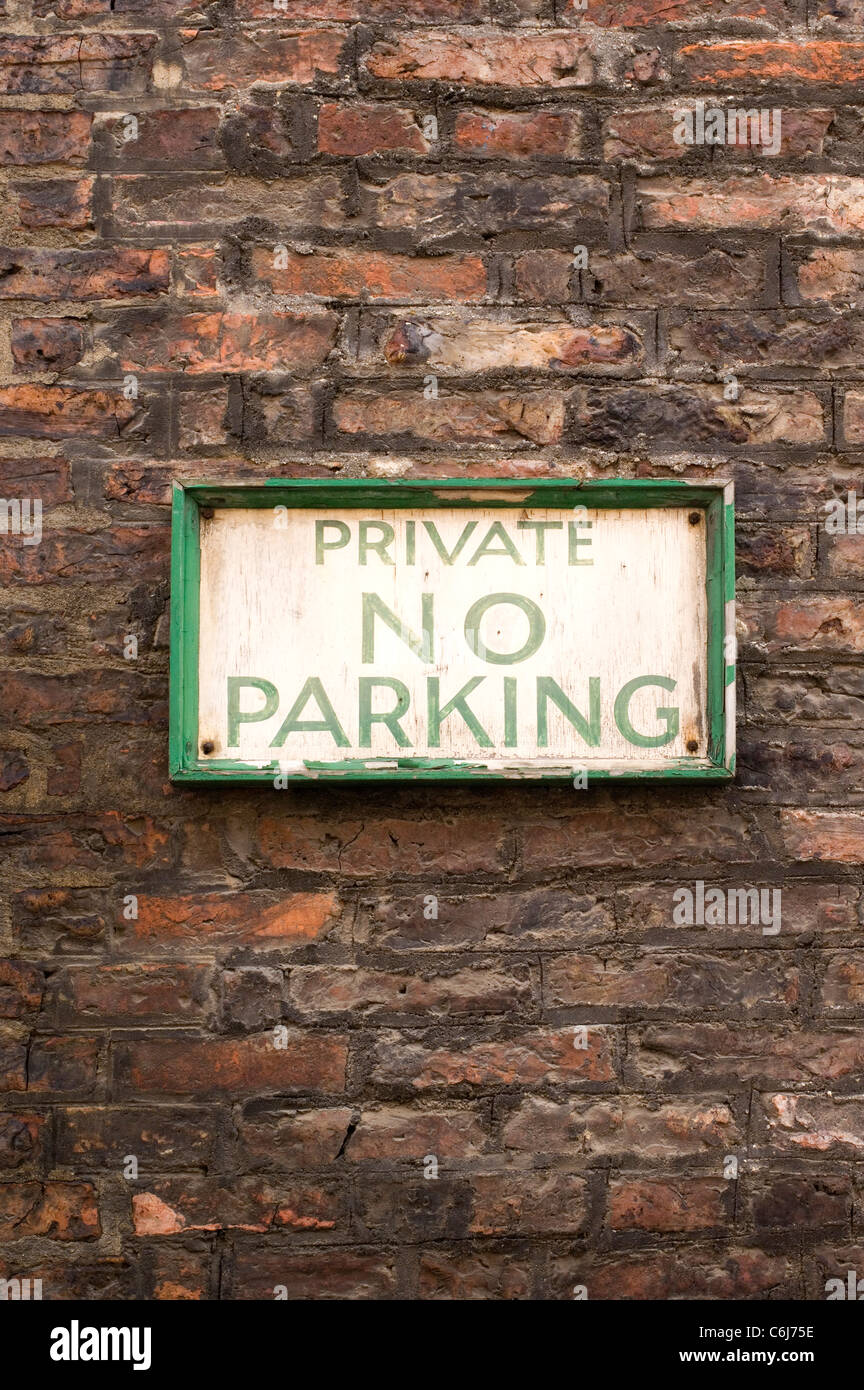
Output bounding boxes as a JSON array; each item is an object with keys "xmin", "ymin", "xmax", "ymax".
[
  {"xmin": 639, "ymin": 173, "xmax": 864, "ymax": 235},
  {"xmin": 251, "ymin": 246, "xmax": 487, "ymax": 302},
  {"xmin": 0, "ymin": 247, "xmax": 169, "ymax": 301},
  {"xmin": 364, "ymin": 31, "xmax": 594, "ymax": 88},
  {"xmin": 115, "ymin": 1033, "xmax": 348, "ymax": 1096},
  {"xmin": 333, "ymin": 388, "xmax": 566, "ymax": 444},
  {"xmin": 609, "ymin": 1177, "xmax": 729, "ymax": 1232},
  {"xmin": 453, "ymin": 108, "xmax": 582, "ymax": 159},
  {"xmin": 572, "ymin": 384, "xmax": 824, "ymax": 448},
  {"xmin": 371, "ymin": 313, "xmax": 643, "ymax": 374},
  {"xmin": 15, "ymin": 177, "xmax": 94, "ymax": 229},
  {"xmin": 677, "ymin": 40, "xmax": 864, "ymax": 87},
  {"xmin": 133, "ymin": 1177, "xmax": 342, "ymax": 1235},
  {"xmin": 0, "ymin": 1182, "xmax": 100, "ymax": 1241},
  {"xmin": 0, "ymin": 110, "xmax": 91, "ymax": 165},
  {"xmin": 0, "ymin": 35, "xmax": 157, "ymax": 94},
  {"xmin": 370, "ymin": 1026, "xmax": 618, "ymax": 1090},
  {"xmin": 181, "ymin": 29, "xmax": 350, "ymax": 92},
  {"xmin": 318, "ymin": 102, "xmax": 428, "ymax": 155}
]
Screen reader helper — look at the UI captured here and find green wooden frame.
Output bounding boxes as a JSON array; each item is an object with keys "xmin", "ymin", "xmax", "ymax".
[{"xmin": 170, "ymin": 478, "xmax": 735, "ymax": 783}]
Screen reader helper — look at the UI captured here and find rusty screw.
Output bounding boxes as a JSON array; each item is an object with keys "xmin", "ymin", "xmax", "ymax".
[
  {"xmin": 688, "ymin": 511, "xmax": 701, "ymax": 525},
  {"xmin": 200, "ymin": 507, "xmax": 214, "ymax": 520},
  {"xmin": 686, "ymin": 739, "xmax": 699, "ymax": 753},
  {"xmin": 201, "ymin": 741, "xmax": 215, "ymax": 755}
]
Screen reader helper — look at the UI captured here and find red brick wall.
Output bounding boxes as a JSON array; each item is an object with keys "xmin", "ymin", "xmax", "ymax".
[{"xmin": 1, "ymin": 0, "xmax": 863, "ymax": 1301}]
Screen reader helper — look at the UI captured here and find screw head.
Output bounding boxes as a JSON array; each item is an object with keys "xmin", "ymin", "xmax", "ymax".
[
  {"xmin": 201, "ymin": 740, "xmax": 215, "ymax": 755},
  {"xmin": 686, "ymin": 738, "xmax": 699, "ymax": 753},
  {"xmin": 688, "ymin": 511, "xmax": 701, "ymax": 525}
]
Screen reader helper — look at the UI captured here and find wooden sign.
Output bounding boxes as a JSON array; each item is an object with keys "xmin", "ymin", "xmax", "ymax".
[{"xmin": 170, "ymin": 479, "xmax": 735, "ymax": 783}]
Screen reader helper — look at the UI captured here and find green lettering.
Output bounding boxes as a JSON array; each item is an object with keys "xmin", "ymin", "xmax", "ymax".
[
  {"xmin": 536, "ymin": 676, "xmax": 601, "ymax": 747},
  {"xmin": 362, "ymin": 592, "xmax": 434, "ymax": 664},
  {"xmin": 427, "ymin": 676, "xmax": 492, "ymax": 748},
  {"xmin": 270, "ymin": 677, "xmax": 349, "ymax": 748},
  {"xmin": 226, "ymin": 676, "xmax": 279, "ymax": 747},
  {"xmin": 614, "ymin": 675, "xmax": 679, "ymax": 748},
  {"xmin": 464, "ymin": 592, "xmax": 545, "ymax": 665},
  {"xmin": 359, "ymin": 520, "xmax": 395, "ymax": 565},
  {"xmin": 469, "ymin": 521, "xmax": 525, "ymax": 566},
  {"xmin": 358, "ymin": 677, "xmax": 410, "ymax": 747},
  {"xmin": 315, "ymin": 519, "xmax": 350, "ymax": 565}
]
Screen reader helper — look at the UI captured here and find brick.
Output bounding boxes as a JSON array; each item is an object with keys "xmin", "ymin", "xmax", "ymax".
[
  {"xmin": 502, "ymin": 1097, "xmax": 739, "ymax": 1156},
  {"xmin": 667, "ymin": 310, "xmax": 864, "ymax": 372},
  {"xmin": 288, "ymin": 964, "xmax": 533, "ymax": 1018},
  {"xmin": 360, "ymin": 889, "xmax": 615, "ymax": 950},
  {"xmin": 112, "ymin": 174, "xmax": 345, "ymax": 236},
  {"xmin": 470, "ymin": 1172, "xmax": 587, "ymax": 1235},
  {"xmin": 585, "ymin": 244, "xmax": 769, "ymax": 308},
  {"xmin": 605, "ymin": 106, "xmax": 832, "ymax": 162},
  {"xmin": 370, "ymin": 1026, "xmax": 617, "ymax": 1090},
  {"xmin": 419, "ymin": 1250, "xmax": 530, "ymax": 1299},
  {"xmin": 94, "ymin": 109, "xmax": 221, "ymax": 167},
  {"xmin": 236, "ymin": 1107, "xmax": 351, "ymax": 1169},
  {"xmin": 231, "ymin": 1246, "xmax": 397, "ymax": 1299},
  {"xmin": 256, "ymin": 814, "xmax": 511, "ymax": 874},
  {"xmin": 45, "ymin": 964, "xmax": 210, "ymax": 1025},
  {"xmin": 677, "ymin": 40, "xmax": 864, "ymax": 87},
  {"xmin": 364, "ymin": 31, "xmax": 594, "ymax": 87},
  {"xmin": 145, "ymin": 1246, "xmax": 212, "ymax": 1301},
  {"xmin": 0, "ymin": 110, "xmax": 91, "ymax": 166},
  {"xmin": 132, "ymin": 1177, "xmax": 341, "ymax": 1235},
  {"xmin": 639, "ymin": 173, "xmax": 864, "ymax": 235},
  {"xmin": 0, "ymin": 531, "xmax": 167, "ymax": 586},
  {"xmin": 0, "ymin": 959, "xmax": 44, "ymax": 1018},
  {"xmin": 372, "ymin": 314, "xmax": 643, "ymax": 374},
  {"xmin": 0, "ymin": 456, "xmax": 71, "ymax": 505},
  {"xmin": 782, "ymin": 810, "xmax": 864, "ymax": 863},
  {"xmin": 115, "ymin": 1033, "xmax": 348, "ymax": 1096},
  {"xmin": 0, "ymin": 35, "xmax": 157, "ymax": 94},
  {"xmin": 632, "ymin": 1024, "xmax": 864, "ymax": 1085},
  {"xmin": 749, "ymin": 1175, "xmax": 850, "ymax": 1229},
  {"xmin": 519, "ymin": 801, "xmax": 755, "ymax": 871},
  {"xmin": 27, "ymin": 1037, "xmax": 101, "ymax": 1097},
  {"xmin": 609, "ymin": 1177, "xmax": 729, "ymax": 1232},
  {"xmin": 795, "ymin": 247, "xmax": 864, "ymax": 306},
  {"xmin": 127, "ymin": 890, "xmax": 340, "ymax": 949},
  {"xmin": 0, "ymin": 386, "xmax": 141, "ymax": 440},
  {"xmin": 0, "ymin": 752, "xmax": 29, "ymax": 792},
  {"xmin": 364, "ymin": 172, "xmax": 608, "ymax": 244},
  {"xmin": 743, "ymin": 596, "xmax": 864, "ymax": 655},
  {"xmin": 100, "ymin": 310, "xmax": 338, "ymax": 374},
  {"xmin": 0, "ymin": 247, "xmax": 169, "ymax": 301},
  {"xmin": 0, "ymin": 1182, "xmax": 100, "ymax": 1241},
  {"xmin": 844, "ymin": 390, "xmax": 864, "ymax": 443},
  {"xmin": 563, "ymin": 0, "xmax": 786, "ymax": 22},
  {"xmin": 15, "ymin": 177, "xmax": 94, "ymax": 229},
  {"xmin": 220, "ymin": 102, "xmax": 299, "ymax": 173},
  {"xmin": 251, "ymin": 246, "xmax": 486, "ymax": 302},
  {"xmin": 0, "ymin": 1113, "xmax": 45, "ymax": 1170},
  {"xmin": 333, "ymin": 388, "xmax": 565, "ymax": 444},
  {"xmin": 319, "ymin": 102, "xmax": 428, "ymax": 155},
  {"xmin": 182, "ymin": 29, "xmax": 350, "ymax": 91},
  {"xmin": 12, "ymin": 319, "xmax": 85, "ymax": 372},
  {"xmin": 549, "ymin": 1248, "xmax": 797, "ymax": 1300},
  {"xmin": 544, "ymin": 952, "xmax": 798, "ymax": 1014},
  {"xmin": 760, "ymin": 1093, "xmax": 864, "ymax": 1157},
  {"xmin": 571, "ymin": 384, "xmax": 824, "ymax": 448},
  {"xmin": 453, "ymin": 108, "xmax": 582, "ymax": 159},
  {"xmin": 513, "ymin": 250, "xmax": 573, "ymax": 304},
  {"xmin": 55, "ymin": 1107, "xmax": 214, "ymax": 1169}
]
